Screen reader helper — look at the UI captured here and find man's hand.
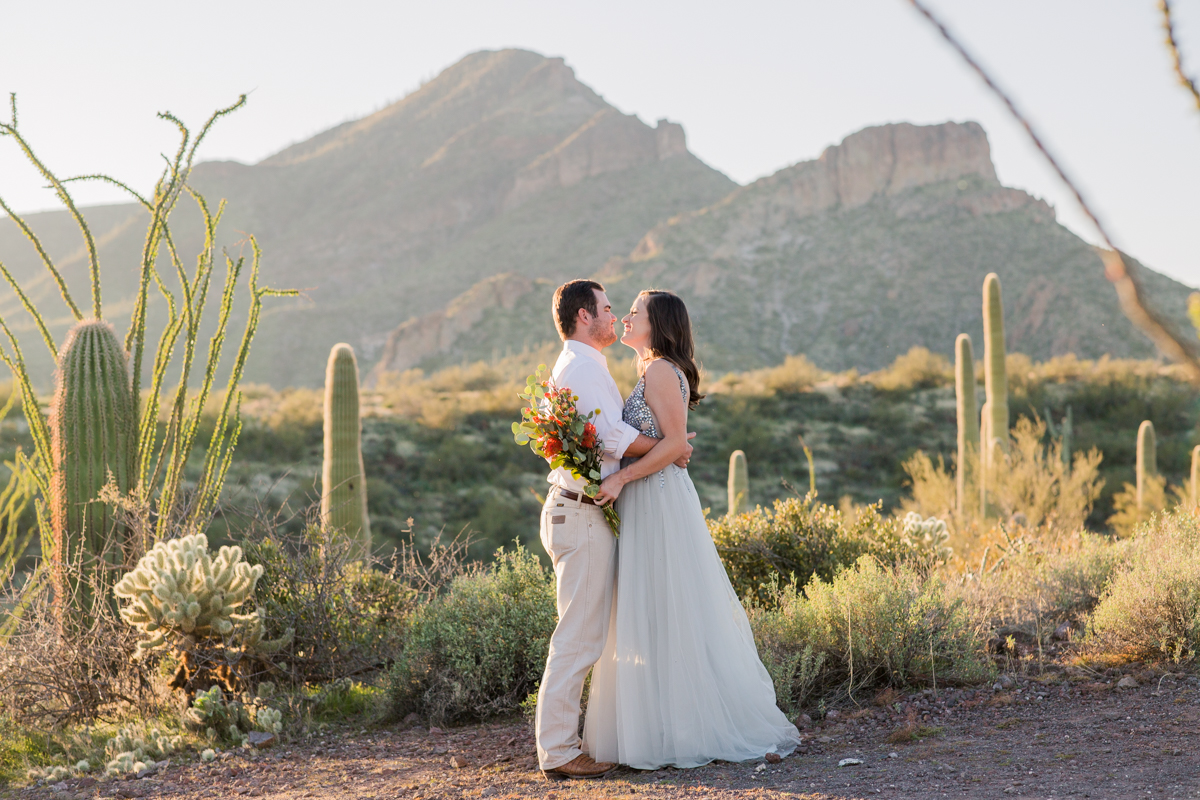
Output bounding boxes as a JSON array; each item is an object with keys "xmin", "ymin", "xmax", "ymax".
[{"xmin": 673, "ymin": 431, "xmax": 697, "ymax": 469}]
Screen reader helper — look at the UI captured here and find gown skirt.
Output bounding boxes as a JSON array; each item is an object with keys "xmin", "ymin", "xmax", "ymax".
[{"xmin": 583, "ymin": 461, "xmax": 801, "ymax": 770}]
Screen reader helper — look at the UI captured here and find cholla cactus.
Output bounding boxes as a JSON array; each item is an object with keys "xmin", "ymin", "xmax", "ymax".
[
  {"xmin": 114, "ymin": 533, "xmax": 290, "ymax": 656},
  {"xmin": 255, "ymin": 707, "xmax": 283, "ymax": 734},
  {"xmin": 103, "ymin": 726, "xmax": 180, "ymax": 777},
  {"xmin": 901, "ymin": 512, "xmax": 952, "ymax": 561},
  {"xmin": 200, "ymin": 748, "xmax": 217, "ymax": 762}
]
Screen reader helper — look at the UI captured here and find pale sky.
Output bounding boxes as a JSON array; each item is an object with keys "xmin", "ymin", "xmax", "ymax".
[{"xmin": 2, "ymin": 1, "xmax": 1198, "ymax": 286}]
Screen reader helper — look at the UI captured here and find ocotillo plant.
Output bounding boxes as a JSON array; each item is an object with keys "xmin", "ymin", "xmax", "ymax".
[
  {"xmin": 0, "ymin": 95, "xmax": 297, "ymax": 629},
  {"xmin": 727, "ymin": 450, "xmax": 749, "ymax": 516},
  {"xmin": 1192, "ymin": 444, "xmax": 1200, "ymax": 508},
  {"xmin": 50, "ymin": 319, "xmax": 136, "ymax": 617},
  {"xmin": 322, "ymin": 344, "xmax": 371, "ymax": 560},
  {"xmin": 1137, "ymin": 420, "xmax": 1157, "ymax": 510},
  {"xmin": 954, "ymin": 333, "xmax": 978, "ymax": 519}
]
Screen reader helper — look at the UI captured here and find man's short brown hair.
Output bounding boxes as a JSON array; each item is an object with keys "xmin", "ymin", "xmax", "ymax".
[{"xmin": 552, "ymin": 280, "xmax": 604, "ymax": 339}]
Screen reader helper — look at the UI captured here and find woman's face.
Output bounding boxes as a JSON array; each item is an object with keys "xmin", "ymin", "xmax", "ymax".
[{"xmin": 621, "ymin": 296, "xmax": 652, "ymax": 351}]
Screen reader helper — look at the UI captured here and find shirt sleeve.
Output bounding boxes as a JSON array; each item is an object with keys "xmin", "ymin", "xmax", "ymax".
[{"xmin": 562, "ymin": 360, "xmax": 641, "ymax": 460}]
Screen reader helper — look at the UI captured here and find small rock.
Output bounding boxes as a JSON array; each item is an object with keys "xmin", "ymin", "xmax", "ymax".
[
  {"xmin": 50, "ymin": 782, "xmax": 69, "ymax": 793},
  {"xmin": 135, "ymin": 766, "xmax": 157, "ymax": 779},
  {"xmin": 817, "ymin": 736, "xmax": 833, "ymax": 743},
  {"xmin": 754, "ymin": 763, "xmax": 768, "ymax": 772},
  {"xmin": 765, "ymin": 752, "xmax": 782, "ymax": 764},
  {"xmin": 993, "ymin": 682, "xmax": 1004, "ymax": 692},
  {"xmin": 402, "ymin": 712, "xmax": 421, "ymax": 727},
  {"xmin": 1118, "ymin": 676, "xmax": 1139, "ymax": 689},
  {"xmin": 481, "ymin": 788, "xmax": 500, "ymax": 798},
  {"xmin": 433, "ymin": 746, "xmax": 449, "ymax": 755},
  {"xmin": 76, "ymin": 778, "xmax": 98, "ymax": 789},
  {"xmin": 838, "ymin": 758, "xmax": 864, "ymax": 767},
  {"xmin": 450, "ymin": 755, "xmax": 468, "ymax": 769},
  {"xmin": 429, "ymin": 726, "xmax": 446, "ymax": 736},
  {"xmin": 824, "ymin": 709, "xmax": 840, "ymax": 720},
  {"xmin": 1003, "ymin": 787, "xmax": 1017, "ymax": 795},
  {"xmin": 796, "ymin": 713, "xmax": 813, "ymax": 729},
  {"xmin": 1052, "ymin": 621, "xmax": 1073, "ymax": 641},
  {"xmin": 998, "ymin": 674, "xmax": 1015, "ymax": 689},
  {"xmin": 888, "ymin": 752, "xmax": 899, "ymax": 759},
  {"xmin": 247, "ymin": 731, "xmax": 277, "ymax": 749}
]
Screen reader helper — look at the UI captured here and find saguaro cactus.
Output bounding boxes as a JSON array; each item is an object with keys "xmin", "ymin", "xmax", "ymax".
[
  {"xmin": 50, "ymin": 319, "xmax": 136, "ymax": 616},
  {"xmin": 1136, "ymin": 420, "xmax": 1157, "ymax": 510},
  {"xmin": 1191, "ymin": 444, "xmax": 1200, "ymax": 508},
  {"xmin": 982, "ymin": 273, "xmax": 1009, "ymax": 460},
  {"xmin": 727, "ymin": 450, "xmax": 749, "ymax": 516},
  {"xmin": 321, "ymin": 344, "xmax": 370, "ymax": 560},
  {"xmin": 955, "ymin": 334, "xmax": 979, "ymax": 519}
]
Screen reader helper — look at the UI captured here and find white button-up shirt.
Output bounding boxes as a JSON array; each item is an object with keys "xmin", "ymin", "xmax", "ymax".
[{"xmin": 546, "ymin": 340, "xmax": 641, "ymax": 493}]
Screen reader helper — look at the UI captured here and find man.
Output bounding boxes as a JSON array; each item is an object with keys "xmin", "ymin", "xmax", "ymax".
[{"xmin": 535, "ymin": 280, "xmax": 694, "ymax": 780}]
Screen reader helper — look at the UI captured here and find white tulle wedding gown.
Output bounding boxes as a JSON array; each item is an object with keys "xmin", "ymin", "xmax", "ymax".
[{"xmin": 583, "ymin": 363, "xmax": 800, "ymax": 770}]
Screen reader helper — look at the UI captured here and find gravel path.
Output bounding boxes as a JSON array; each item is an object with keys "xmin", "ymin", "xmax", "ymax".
[{"xmin": 10, "ymin": 669, "xmax": 1200, "ymax": 800}]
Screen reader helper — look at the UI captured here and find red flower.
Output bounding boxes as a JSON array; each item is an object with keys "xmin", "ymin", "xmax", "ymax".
[
  {"xmin": 542, "ymin": 437, "xmax": 563, "ymax": 457},
  {"xmin": 580, "ymin": 422, "xmax": 597, "ymax": 450}
]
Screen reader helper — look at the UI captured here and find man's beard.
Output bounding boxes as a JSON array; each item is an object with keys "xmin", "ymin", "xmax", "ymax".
[{"xmin": 590, "ymin": 316, "xmax": 618, "ymax": 347}]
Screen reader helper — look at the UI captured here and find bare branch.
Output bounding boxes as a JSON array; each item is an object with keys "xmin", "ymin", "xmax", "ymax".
[{"xmin": 906, "ymin": 0, "xmax": 1200, "ymax": 381}]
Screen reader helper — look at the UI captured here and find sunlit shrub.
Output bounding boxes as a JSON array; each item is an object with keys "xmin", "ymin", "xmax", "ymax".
[
  {"xmin": 1087, "ymin": 508, "xmax": 1200, "ymax": 662},
  {"xmin": 387, "ymin": 545, "xmax": 556, "ymax": 724},
  {"xmin": 748, "ymin": 556, "xmax": 991, "ymax": 707},
  {"xmin": 709, "ymin": 494, "xmax": 935, "ymax": 607},
  {"xmin": 865, "ymin": 347, "xmax": 952, "ymax": 392}
]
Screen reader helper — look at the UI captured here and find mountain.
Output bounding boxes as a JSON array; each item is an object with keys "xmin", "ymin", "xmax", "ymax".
[
  {"xmin": 391, "ymin": 120, "xmax": 1193, "ymax": 375},
  {"xmin": 2, "ymin": 55, "xmax": 1192, "ymax": 391},
  {"xmin": 0, "ymin": 49, "xmax": 735, "ymax": 387}
]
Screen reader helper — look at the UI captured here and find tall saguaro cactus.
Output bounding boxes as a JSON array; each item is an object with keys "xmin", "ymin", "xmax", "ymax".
[
  {"xmin": 982, "ymin": 273, "xmax": 1009, "ymax": 460},
  {"xmin": 1136, "ymin": 420, "xmax": 1157, "ymax": 510},
  {"xmin": 50, "ymin": 319, "xmax": 136, "ymax": 616},
  {"xmin": 727, "ymin": 450, "xmax": 749, "ymax": 516},
  {"xmin": 1191, "ymin": 445, "xmax": 1200, "ymax": 508},
  {"xmin": 321, "ymin": 344, "xmax": 370, "ymax": 560},
  {"xmin": 955, "ymin": 334, "xmax": 979, "ymax": 519}
]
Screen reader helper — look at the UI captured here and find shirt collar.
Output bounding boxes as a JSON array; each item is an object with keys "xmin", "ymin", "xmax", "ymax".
[{"xmin": 562, "ymin": 339, "xmax": 608, "ymax": 368}]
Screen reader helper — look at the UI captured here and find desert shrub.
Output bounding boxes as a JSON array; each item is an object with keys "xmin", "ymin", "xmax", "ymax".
[
  {"xmin": 240, "ymin": 514, "xmax": 467, "ymax": 686},
  {"xmin": 709, "ymin": 494, "xmax": 932, "ymax": 606},
  {"xmin": 748, "ymin": 556, "xmax": 991, "ymax": 707},
  {"xmin": 1087, "ymin": 508, "xmax": 1200, "ymax": 662},
  {"xmin": 904, "ymin": 416, "xmax": 1103, "ymax": 541},
  {"xmin": 1106, "ymin": 473, "xmax": 1177, "ymax": 538},
  {"xmin": 706, "ymin": 355, "xmax": 830, "ymax": 396},
  {"xmin": 387, "ymin": 545, "xmax": 556, "ymax": 724},
  {"xmin": 865, "ymin": 347, "xmax": 952, "ymax": 392},
  {"xmin": 963, "ymin": 531, "xmax": 1129, "ymax": 642},
  {"xmin": 0, "ymin": 571, "xmax": 163, "ymax": 727}
]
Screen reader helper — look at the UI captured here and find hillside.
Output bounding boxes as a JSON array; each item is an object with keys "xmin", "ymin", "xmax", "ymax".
[
  {"xmin": 0, "ymin": 49, "xmax": 735, "ymax": 387},
  {"xmin": 407, "ymin": 121, "xmax": 1194, "ymax": 375}
]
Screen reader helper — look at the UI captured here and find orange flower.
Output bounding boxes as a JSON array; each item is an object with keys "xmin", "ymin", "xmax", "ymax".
[
  {"xmin": 542, "ymin": 437, "xmax": 563, "ymax": 457},
  {"xmin": 580, "ymin": 422, "xmax": 597, "ymax": 450}
]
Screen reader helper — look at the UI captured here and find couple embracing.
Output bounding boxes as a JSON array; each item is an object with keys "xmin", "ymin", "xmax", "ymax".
[{"xmin": 534, "ymin": 280, "xmax": 800, "ymax": 779}]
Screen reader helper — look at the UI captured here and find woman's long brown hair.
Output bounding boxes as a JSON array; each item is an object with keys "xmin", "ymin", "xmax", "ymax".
[{"xmin": 639, "ymin": 290, "xmax": 705, "ymax": 409}]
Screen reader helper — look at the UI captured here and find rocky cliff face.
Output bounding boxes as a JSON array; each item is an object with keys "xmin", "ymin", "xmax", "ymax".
[{"xmin": 414, "ymin": 120, "xmax": 1189, "ymax": 375}]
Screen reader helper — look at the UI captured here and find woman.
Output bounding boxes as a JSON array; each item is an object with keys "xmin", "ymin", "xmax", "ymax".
[{"xmin": 583, "ymin": 290, "xmax": 800, "ymax": 770}]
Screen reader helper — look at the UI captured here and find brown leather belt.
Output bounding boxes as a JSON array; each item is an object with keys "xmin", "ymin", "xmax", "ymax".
[{"xmin": 554, "ymin": 488, "xmax": 598, "ymax": 506}]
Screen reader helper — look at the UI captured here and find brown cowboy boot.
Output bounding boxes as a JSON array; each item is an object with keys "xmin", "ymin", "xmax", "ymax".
[{"xmin": 542, "ymin": 754, "xmax": 618, "ymax": 780}]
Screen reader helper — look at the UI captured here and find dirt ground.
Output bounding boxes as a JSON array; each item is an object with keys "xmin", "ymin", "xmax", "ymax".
[{"xmin": 11, "ymin": 667, "xmax": 1200, "ymax": 800}]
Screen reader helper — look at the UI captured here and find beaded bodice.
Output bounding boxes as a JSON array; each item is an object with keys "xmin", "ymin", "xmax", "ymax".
[{"xmin": 622, "ymin": 361, "xmax": 688, "ymax": 439}]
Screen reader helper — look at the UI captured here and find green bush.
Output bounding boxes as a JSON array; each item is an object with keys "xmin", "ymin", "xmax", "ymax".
[
  {"xmin": 387, "ymin": 545, "xmax": 556, "ymax": 724},
  {"xmin": 748, "ymin": 556, "xmax": 991, "ymax": 709},
  {"xmin": 1087, "ymin": 509, "xmax": 1200, "ymax": 662},
  {"xmin": 709, "ymin": 494, "xmax": 927, "ymax": 606}
]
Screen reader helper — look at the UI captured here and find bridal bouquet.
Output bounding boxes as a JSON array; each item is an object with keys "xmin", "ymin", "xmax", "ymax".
[{"xmin": 512, "ymin": 364, "xmax": 621, "ymax": 536}]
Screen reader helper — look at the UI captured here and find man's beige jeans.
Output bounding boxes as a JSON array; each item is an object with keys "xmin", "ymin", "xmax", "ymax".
[{"xmin": 534, "ymin": 487, "xmax": 616, "ymax": 770}]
